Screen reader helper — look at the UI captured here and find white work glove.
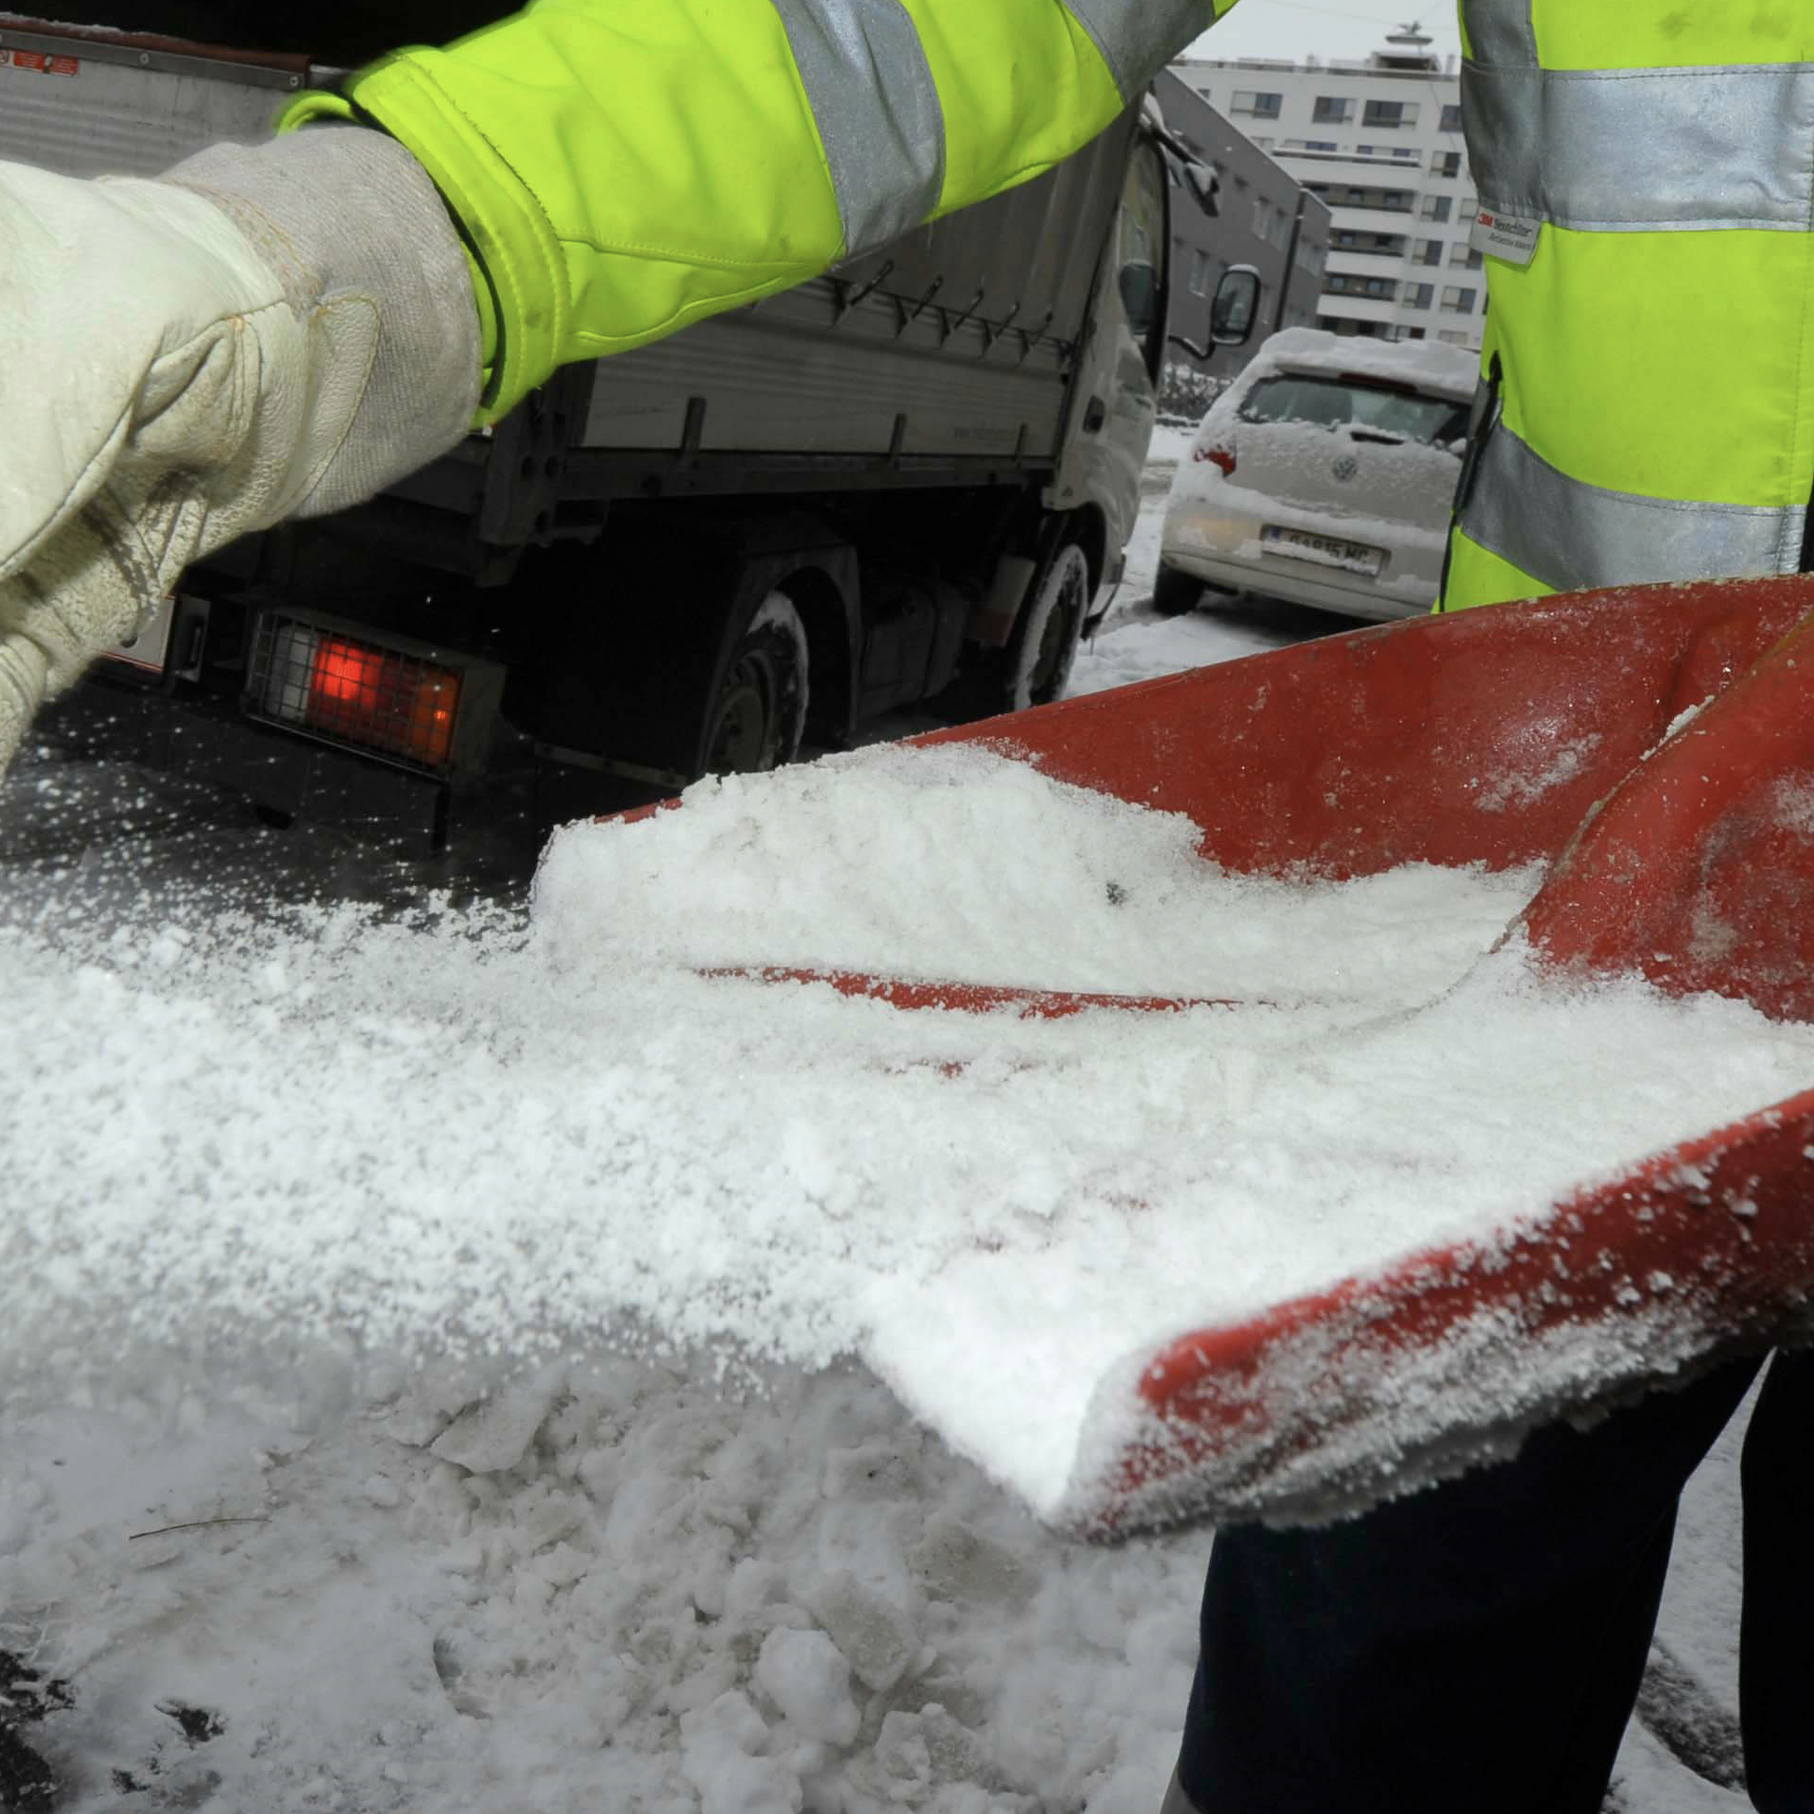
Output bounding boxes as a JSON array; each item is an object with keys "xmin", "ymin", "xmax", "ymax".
[{"xmin": 0, "ymin": 127, "xmax": 483, "ymax": 777}]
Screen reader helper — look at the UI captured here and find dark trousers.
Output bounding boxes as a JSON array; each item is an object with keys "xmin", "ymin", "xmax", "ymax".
[{"xmin": 1177, "ymin": 1350, "xmax": 1814, "ymax": 1813}]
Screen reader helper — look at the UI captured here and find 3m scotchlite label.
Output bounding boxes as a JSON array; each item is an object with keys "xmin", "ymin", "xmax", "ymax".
[
  {"xmin": 1460, "ymin": 426, "xmax": 1806, "ymax": 592},
  {"xmin": 1469, "ymin": 206, "xmax": 1539, "ymax": 265},
  {"xmin": 768, "ymin": 0, "xmax": 945, "ymax": 257},
  {"xmin": 1062, "ymin": 0, "xmax": 1214, "ymax": 100},
  {"xmin": 1459, "ymin": 0, "xmax": 1535, "ymax": 68},
  {"xmin": 1464, "ymin": 61, "xmax": 1814, "ymax": 232}
]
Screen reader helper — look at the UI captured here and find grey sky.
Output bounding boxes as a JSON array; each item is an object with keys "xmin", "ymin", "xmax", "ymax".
[{"xmin": 1185, "ymin": 3, "xmax": 1463, "ymax": 65}]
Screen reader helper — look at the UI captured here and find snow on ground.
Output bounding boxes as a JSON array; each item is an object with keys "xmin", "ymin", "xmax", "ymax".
[
  {"xmin": 0, "ymin": 479, "xmax": 1774, "ymax": 1813},
  {"xmin": 1070, "ymin": 418, "xmax": 1350, "ymax": 699}
]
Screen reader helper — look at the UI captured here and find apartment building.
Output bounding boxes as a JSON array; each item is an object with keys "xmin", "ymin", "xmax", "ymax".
[
  {"xmin": 1152, "ymin": 68, "xmax": 1331, "ymax": 390},
  {"xmin": 1169, "ymin": 28, "xmax": 1484, "ymax": 351}
]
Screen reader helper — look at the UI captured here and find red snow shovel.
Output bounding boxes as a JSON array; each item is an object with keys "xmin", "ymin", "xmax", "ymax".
[
  {"xmin": 944, "ymin": 573, "xmax": 1814, "ymax": 1537},
  {"xmin": 910, "ymin": 575, "xmax": 1814, "ymax": 1534},
  {"xmin": 622, "ymin": 573, "xmax": 1814, "ymax": 1533}
]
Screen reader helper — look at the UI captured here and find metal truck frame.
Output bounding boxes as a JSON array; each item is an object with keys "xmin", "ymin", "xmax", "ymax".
[{"xmin": 0, "ymin": 13, "xmax": 1251, "ymax": 842}]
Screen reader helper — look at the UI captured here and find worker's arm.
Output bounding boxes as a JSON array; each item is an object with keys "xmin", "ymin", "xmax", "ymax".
[
  {"xmin": 285, "ymin": 0, "xmax": 1241, "ymax": 421},
  {"xmin": 0, "ymin": 0, "xmax": 1236, "ymax": 778}
]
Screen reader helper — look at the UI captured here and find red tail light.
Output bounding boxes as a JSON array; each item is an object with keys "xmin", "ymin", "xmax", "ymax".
[
  {"xmin": 305, "ymin": 635, "xmax": 461, "ymax": 768},
  {"xmin": 1194, "ymin": 445, "xmax": 1237, "ymax": 476}
]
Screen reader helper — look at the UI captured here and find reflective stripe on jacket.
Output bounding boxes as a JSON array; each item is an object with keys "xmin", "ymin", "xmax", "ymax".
[
  {"xmin": 1442, "ymin": 0, "xmax": 1814, "ymax": 611},
  {"xmin": 282, "ymin": 0, "xmax": 1232, "ymax": 422}
]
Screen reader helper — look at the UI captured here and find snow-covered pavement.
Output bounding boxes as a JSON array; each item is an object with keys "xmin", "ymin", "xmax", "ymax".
[
  {"xmin": 1068, "ymin": 419, "xmax": 1354, "ymax": 698},
  {"xmin": 0, "ymin": 476, "xmax": 1761, "ymax": 1813}
]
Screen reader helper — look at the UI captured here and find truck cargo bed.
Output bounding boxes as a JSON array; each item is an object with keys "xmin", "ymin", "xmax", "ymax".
[{"xmin": 580, "ymin": 119, "xmax": 1131, "ymax": 468}]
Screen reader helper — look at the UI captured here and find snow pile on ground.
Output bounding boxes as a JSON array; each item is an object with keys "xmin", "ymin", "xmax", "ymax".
[
  {"xmin": 1069, "ymin": 597, "xmax": 1318, "ymax": 699},
  {"xmin": 1, "ymin": 1350, "xmax": 1209, "ymax": 1813}
]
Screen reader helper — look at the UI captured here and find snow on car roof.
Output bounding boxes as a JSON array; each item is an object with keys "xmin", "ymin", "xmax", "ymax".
[{"xmin": 1238, "ymin": 327, "xmax": 1479, "ymax": 401}]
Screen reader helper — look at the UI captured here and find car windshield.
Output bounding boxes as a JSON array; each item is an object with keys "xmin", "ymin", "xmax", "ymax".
[{"xmin": 1237, "ymin": 373, "xmax": 1468, "ymax": 448}]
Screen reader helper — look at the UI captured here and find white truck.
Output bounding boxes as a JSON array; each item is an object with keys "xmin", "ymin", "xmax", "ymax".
[{"xmin": 0, "ymin": 13, "xmax": 1258, "ymax": 840}]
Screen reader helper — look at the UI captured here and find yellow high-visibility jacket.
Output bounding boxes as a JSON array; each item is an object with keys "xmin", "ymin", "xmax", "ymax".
[
  {"xmin": 1442, "ymin": 1, "xmax": 1814, "ymax": 609},
  {"xmin": 285, "ymin": 2, "xmax": 1814, "ymax": 611},
  {"xmin": 283, "ymin": 1, "xmax": 1237, "ymax": 424}
]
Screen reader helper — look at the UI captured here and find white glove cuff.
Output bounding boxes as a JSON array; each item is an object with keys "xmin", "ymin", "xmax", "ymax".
[{"xmin": 162, "ymin": 127, "xmax": 484, "ymax": 520}]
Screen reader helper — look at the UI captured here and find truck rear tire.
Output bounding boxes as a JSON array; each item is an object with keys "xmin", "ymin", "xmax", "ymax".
[
  {"xmin": 1151, "ymin": 562, "xmax": 1202, "ymax": 617},
  {"xmin": 1004, "ymin": 542, "xmax": 1092, "ymax": 713},
  {"xmin": 704, "ymin": 592, "xmax": 810, "ymax": 774}
]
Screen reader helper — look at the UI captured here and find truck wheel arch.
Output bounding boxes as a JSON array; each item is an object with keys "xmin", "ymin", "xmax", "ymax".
[
  {"xmin": 772, "ymin": 561, "xmax": 859, "ymax": 751},
  {"xmin": 1067, "ymin": 503, "xmax": 1110, "ymax": 605}
]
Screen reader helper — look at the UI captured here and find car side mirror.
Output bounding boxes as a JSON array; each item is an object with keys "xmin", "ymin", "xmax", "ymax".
[{"xmin": 1210, "ymin": 266, "xmax": 1262, "ymax": 346}]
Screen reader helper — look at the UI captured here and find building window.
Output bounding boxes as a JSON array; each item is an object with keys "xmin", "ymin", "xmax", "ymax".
[
  {"xmin": 1318, "ymin": 316, "xmax": 1391, "ymax": 340},
  {"xmin": 1440, "ymin": 285, "xmax": 1477, "ymax": 313},
  {"xmin": 1416, "ymin": 237, "xmax": 1443, "ymax": 265},
  {"xmin": 1406, "ymin": 282, "xmax": 1435, "ymax": 310},
  {"xmin": 1461, "ymin": 194, "xmax": 1479, "ymax": 220},
  {"xmin": 1303, "ymin": 182, "xmax": 1416, "ymax": 213},
  {"xmin": 1362, "ymin": 98, "xmax": 1419, "ymax": 129},
  {"xmin": 1188, "ymin": 248, "xmax": 1213, "ymax": 296},
  {"xmin": 1401, "ymin": 326, "xmax": 1428, "ymax": 340},
  {"xmin": 1231, "ymin": 90, "xmax": 1283, "ymax": 118},
  {"xmin": 1438, "ymin": 328, "xmax": 1472, "ymax": 344},
  {"xmin": 1331, "ymin": 230, "xmax": 1407, "ymax": 256},
  {"xmin": 1431, "ymin": 150, "xmax": 1463, "ymax": 177},
  {"xmin": 1440, "ymin": 103, "xmax": 1464, "ymax": 132},
  {"xmin": 1448, "ymin": 243, "xmax": 1484, "ymax": 269},
  {"xmin": 1421, "ymin": 194, "xmax": 1454, "ymax": 222},
  {"xmin": 1325, "ymin": 274, "xmax": 1400, "ymax": 300},
  {"xmin": 1302, "ymin": 139, "xmax": 1338, "ymax": 152},
  {"xmin": 1312, "ymin": 96, "xmax": 1353, "ymax": 123}
]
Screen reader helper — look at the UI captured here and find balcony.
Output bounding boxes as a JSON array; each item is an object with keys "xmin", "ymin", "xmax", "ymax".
[
  {"xmin": 1317, "ymin": 292, "xmax": 1401, "ymax": 324},
  {"xmin": 1279, "ymin": 148, "xmax": 1427, "ymax": 177},
  {"xmin": 1326, "ymin": 234, "xmax": 1409, "ymax": 261}
]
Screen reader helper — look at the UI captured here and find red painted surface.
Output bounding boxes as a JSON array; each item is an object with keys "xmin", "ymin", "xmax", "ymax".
[
  {"xmin": 912, "ymin": 573, "xmax": 1814, "ymax": 884},
  {"xmin": 916, "ymin": 577, "xmax": 1814, "ymax": 1519},
  {"xmin": 1103, "ymin": 1083, "xmax": 1814, "ymax": 1528},
  {"xmin": 1521, "ymin": 605, "xmax": 1814, "ymax": 1021},
  {"xmin": 706, "ymin": 966, "xmax": 1250, "ymax": 1020}
]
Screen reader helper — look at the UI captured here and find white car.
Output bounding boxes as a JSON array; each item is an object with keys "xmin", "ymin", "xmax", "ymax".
[{"xmin": 1156, "ymin": 328, "xmax": 1477, "ymax": 622}]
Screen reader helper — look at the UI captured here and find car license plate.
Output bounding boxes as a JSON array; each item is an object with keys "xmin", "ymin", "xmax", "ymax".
[
  {"xmin": 101, "ymin": 593, "xmax": 177, "ymax": 676},
  {"xmin": 1260, "ymin": 526, "xmax": 1384, "ymax": 577}
]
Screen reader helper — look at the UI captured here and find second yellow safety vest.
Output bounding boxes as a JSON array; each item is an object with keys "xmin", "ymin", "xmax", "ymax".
[{"xmin": 1442, "ymin": 0, "xmax": 1814, "ymax": 609}]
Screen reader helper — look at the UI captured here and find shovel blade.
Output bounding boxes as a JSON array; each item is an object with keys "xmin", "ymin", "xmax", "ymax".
[
  {"xmin": 1520, "ymin": 603, "xmax": 1814, "ymax": 1021},
  {"xmin": 1064, "ymin": 1083, "xmax": 1814, "ymax": 1538}
]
